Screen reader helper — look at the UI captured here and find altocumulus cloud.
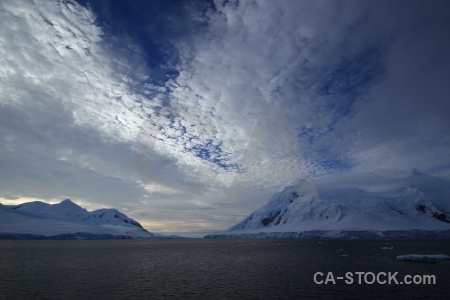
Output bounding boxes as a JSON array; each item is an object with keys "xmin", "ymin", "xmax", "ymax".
[
  {"xmin": 1, "ymin": 0, "xmax": 449, "ymax": 232},
  {"xmin": 0, "ymin": 1, "xmax": 148, "ymax": 202}
]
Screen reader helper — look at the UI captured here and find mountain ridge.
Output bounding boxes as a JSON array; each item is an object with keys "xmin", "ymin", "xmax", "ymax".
[
  {"xmin": 206, "ymin": 169, "xmax": 450, "ymax": 238},
  {"xmin": 0, "ymin": 199, "xmax": 155, "ymax": 239}
]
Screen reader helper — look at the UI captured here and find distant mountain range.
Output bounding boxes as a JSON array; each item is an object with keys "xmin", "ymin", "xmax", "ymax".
[
  {"xmin": 4, "ymin": 169, "xmax": 450, "ymax": 240},
  {"xmin": 206, "ymin": 169, "xmax": 450, "ymax": 238},
  {"xmin": 0, "ymin": 199, "xmax": 157, "ymax": 239}
]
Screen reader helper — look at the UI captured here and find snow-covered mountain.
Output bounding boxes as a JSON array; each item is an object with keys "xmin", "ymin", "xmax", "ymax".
[
  {"xmin": 206, "ymin": 170, "xmax": 450, "ymax": 238},
  {"xmin": 0, "ymin": 199, "xmax": 156, "ymax": 239}
]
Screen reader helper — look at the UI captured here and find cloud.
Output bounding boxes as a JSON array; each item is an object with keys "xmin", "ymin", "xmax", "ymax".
[
  {"xmin": 161, "ymin": 0, "xmax": 386, "ymax": 183},
  {"xmin": 1, "ymin": 0, "xmax": 449, "ymax": 232},
  {"xmin": 315, "ymin": 0, "xmax": 450, "ymax": 178},
  {"xmin": 160, "ymin": 0, "xmax": 450, "ymax": 212},
  {"xmin": 0, "ymin": 0, "xmax": 152, "ymax": 207},
  {"xmin": 0, "ymin": 0, "xmax": 255, "ymax": 230}
]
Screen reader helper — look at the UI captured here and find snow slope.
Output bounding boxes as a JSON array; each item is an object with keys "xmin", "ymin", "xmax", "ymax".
[
  {"xmin": 0, "ymin": 199, "xmax": 156, "ymax": 239},
  {"xmin": 206, "ymin": 170, "xmax": 450, "ymax": 238}
]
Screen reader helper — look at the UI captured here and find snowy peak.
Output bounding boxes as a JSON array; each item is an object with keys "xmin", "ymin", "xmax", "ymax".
[
  {"xmin": 227, "ymin": 180, "xmax": 341, "ymax": 232},
  {"xmin": 48, "ymin": 199, "xmax": 87, "ymax": 215},
  {"xmin": 1, "ymin": 199, "xmax": 155, "ymax": 238},
  {"xmin": 282, "ymin": 180, "xmax": 321, "ymax": 203},
  {"xmin": 11, "ymin": 199, "xmax": 87, "ymax": 221},
  {"xmin": 405, "ymin": 170, "xmax": 450, "ymax": 213},
  {"xmin": 265, "ymin": 180, "xmax": 321, "ymax": 209},
  {"xmin": 12, "ymin": 201, "xmax": 51, "ymax": 212},
  {"xmin": 57, "ymin": 199, "xmax": 84, "ymax": 210},
  {"xmin": 82, "ymin": 208, "xmax": 145, "ymax": 229},
  {"xmin": 219, "ymin": 171, "xmax": 450, "ymax": 238}
]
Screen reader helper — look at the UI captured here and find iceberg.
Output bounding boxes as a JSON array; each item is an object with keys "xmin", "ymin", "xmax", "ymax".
[
  {"xmin": 396, "ymin": 254, "xmax": 450, "ymax": 262},
  {"xmin": 380, "ymin": 245, "xmax": 394, "ymax": 250}
]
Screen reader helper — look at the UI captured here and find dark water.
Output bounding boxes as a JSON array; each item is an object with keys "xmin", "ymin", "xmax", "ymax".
[{"xmin": 1, "ymin": 239, "xmax": 449, "ymax": 299}]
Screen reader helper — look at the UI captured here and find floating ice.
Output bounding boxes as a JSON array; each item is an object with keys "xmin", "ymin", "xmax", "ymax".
[
  {"xmin": 396, "ymin": 254, "xmax": 450, "ymax": 262},
  {"xmin": 381, "ymin": 246, "xmax": 394, "ymax": 250}
]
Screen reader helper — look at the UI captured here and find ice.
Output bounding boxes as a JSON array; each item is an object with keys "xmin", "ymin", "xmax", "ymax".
[
  {"xmin": 380, "ymin": 246, "xmax": 394, "ymax": 250},
  {"xmin": 396, "ymin": 254, "xmax": 450, "ymax": 262}
]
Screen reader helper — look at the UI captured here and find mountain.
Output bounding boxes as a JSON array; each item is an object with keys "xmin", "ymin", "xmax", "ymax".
[
  {"xmin": 0, "ymin": 199, "xmax": 156, "ymax": 239},
  {"xmin": 404, "ymin": 169, "xmax": 450, "ymax": 213},
  {"xmin": 206, "ymin": 170, "xmax": 450, "ymax": 238}
]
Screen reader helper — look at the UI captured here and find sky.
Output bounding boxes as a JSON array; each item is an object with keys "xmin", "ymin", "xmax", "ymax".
[{"xmin": 1, "ymin": 0, "xmax": 450, "ymax": 235}]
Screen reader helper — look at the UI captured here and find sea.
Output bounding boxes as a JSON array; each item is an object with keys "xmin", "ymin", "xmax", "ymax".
[{"xmin": 1, "ymin": 239, "xmax": 449, "ymax": 299}]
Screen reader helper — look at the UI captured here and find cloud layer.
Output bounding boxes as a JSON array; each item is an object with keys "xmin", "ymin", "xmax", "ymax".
[{"xmin": 1, "ymin": 0, "xmax": 450, "ymax": 232}]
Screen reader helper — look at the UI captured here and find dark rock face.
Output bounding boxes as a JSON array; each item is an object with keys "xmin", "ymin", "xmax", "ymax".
[
  {"xmin": 416, "ymin": 205, "xmax": 427, "ymax": 213},
  {"xmin": 432, "ymin": 212, "xmax": 450, "ymax": 223},
  {"xmin": 261, "ymin": 211, "xmax": 281, "ymax": 227},
  {"xmin": 416, "ymin": 204, "xmax": 450, "ymax": 223}
]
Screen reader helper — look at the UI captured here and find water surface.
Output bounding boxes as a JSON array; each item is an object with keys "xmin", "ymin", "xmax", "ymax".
[{"xmin": 1, "ymin": 239, "xmax": 449, "ymax": 299}]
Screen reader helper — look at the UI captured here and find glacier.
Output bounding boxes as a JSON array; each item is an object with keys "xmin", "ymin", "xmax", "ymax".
[
  {"xmin": 0, "ymin": 199, "xmax": 156, "ymax": 239},
  {"xmin": 205, "ymin": 169, "xmax": 450, "ymax": 239}
]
